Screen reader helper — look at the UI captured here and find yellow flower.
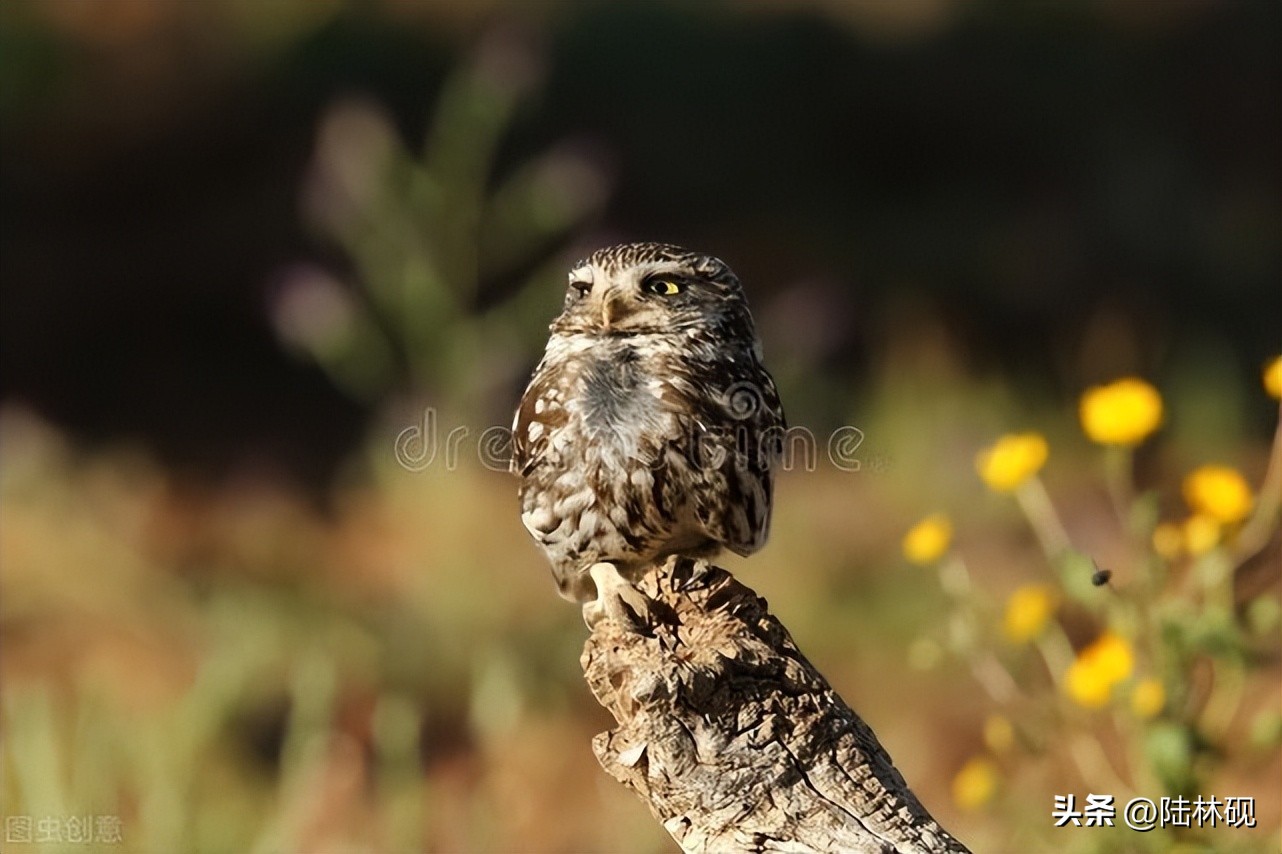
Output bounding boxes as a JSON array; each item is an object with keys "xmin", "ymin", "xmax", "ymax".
[
  {"xmin": 1064, "ymin": 631, "xmax": 1135, "ymax": 709},
  {"xmin": 1091, "ymin": 632, "xmax": 1135, "ymax": 682},
  {"xmin": 1131, "ymin": 678, "xmax": 1165, "ymax": 720},
  {"xmin": 1182, "ymin": 514, "xmax": 1221, "ymax": 556},
  {"xmin": 976, "ymin": 432, "xmax": 1048, "ymax": 492},
  {"xmin": 952, "ymin": 756, "xmax": 999, "ymax": 810},
  {"xmin": 1079, "ymin": 377, "xmax": 1163, "ymax": 446},
  {"xmin": 1265, "ymin": 355, "xmax": 1282, "ymax": 400},
  {"xmin": 1065, "ymin": 661, "xmax": 1112, "ymax": 708},
  {"xmin": 902, "ymin": 514, "xmax": 953, "ymax": 565},
  {"xmin": 1152, "ymin": 522, "xmax": 1183, "ymax": 560},
  {"xmin": 983, "ymin": 714, "xmax": 1015, "ymax": 754},
  {"xmin": 1002, "ymin": 584, "xmax": 1057, "ymax": 643},
  {"xmin": 1183, "ymin": 465, "xmax": 1253, "ymax": 524}
]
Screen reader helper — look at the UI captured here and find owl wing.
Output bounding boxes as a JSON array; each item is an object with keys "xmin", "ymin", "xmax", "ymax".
[
  {"xmin": 678, "ymin": 361, "xmax": 786, "ymax": 557},
  {"xmin": 510, "ymin": 359, "xmax": 568, "ymax": 480}
]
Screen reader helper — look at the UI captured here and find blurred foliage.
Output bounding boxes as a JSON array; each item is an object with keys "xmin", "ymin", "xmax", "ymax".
[
  {"xmin": 902, "ymin": 369, "xmax": 1281, "ymax": 853},
  {"xmin": 0, "ymin": 406, "xmax": 664, "ymax": 853},
  {"xmin": 272, "ymin": 30, "xmax": 609, "ymax": 419}
]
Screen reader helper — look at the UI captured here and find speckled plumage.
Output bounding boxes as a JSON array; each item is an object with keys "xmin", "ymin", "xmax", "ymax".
[{"xmin": 511, "ymin": 242, "xmax": 785, "ymax": 602}]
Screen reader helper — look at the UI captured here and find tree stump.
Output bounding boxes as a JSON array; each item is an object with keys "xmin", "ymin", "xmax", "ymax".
[{"xmin": 581, "ymin": 556, "xmax": 970, "ymax": 854}]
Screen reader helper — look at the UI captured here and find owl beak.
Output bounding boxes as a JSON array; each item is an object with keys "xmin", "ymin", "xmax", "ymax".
[{"xmin": 600, "ymin": 288, "xmax": 630, "ymax": 330}]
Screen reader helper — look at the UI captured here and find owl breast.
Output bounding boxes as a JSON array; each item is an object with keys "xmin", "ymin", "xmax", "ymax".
[
  {"xmin": 579, "ymin": 345, "xmax": 657, "ymax": 439},
  {"xmin": 515, "ymin": 335, "xmax": 719, "ymax": 601}
]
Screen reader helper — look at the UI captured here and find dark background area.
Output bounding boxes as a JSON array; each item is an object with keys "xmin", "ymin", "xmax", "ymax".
[{"xmin": 2, "ymin": 0, "xmax": 1279, "ymax": 487}]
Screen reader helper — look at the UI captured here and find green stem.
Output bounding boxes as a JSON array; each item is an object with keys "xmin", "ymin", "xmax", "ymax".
[
  {"xmin": 969, "ymin": 654, "xmax": 1019, "ymax": 705},
  {"xmin": 1231, "ymin": 401, "xmax": 1282, "ymax": 567},
  {"xmin": 1066, "ymin": 732, "xmax": 1134, "ymax": 798},
  {"xmin": 1016, "ymin": 476, "xmax": 1072, "ymax": 558},
  {"xmin": 1199, "ymin": 658, "xmax": 1246, "ymax": 744},
  {"xmin": 1034, "ymin": 624, "xmax": 1076, "ymax": 689},
  {"xmin": 936, "ymin": 554, "xmax": 972, "ymax": 599},
  {"xmin": 1103, "ymin": 444, "xmax": 1136, "ymax": 532}
]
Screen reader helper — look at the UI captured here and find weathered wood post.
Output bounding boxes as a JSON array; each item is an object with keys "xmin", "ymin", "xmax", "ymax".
[{"xmin": 581, "ymin": 556, "xmax": 970, "ymax": 853}]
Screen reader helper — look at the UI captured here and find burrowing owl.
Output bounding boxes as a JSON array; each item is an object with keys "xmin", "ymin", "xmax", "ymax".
[{"xmin": 511, "ymin": 242, "xmax": 785, "ymax": 608}]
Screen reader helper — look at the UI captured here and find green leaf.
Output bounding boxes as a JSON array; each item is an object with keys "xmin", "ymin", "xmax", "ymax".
[
  {"xmin": 1056, "ymin": 549, "xmax": 1106, "ymax": 608},
  {"xmin": 1144, "ymin": 722, "xmax": 1194, "ymax": 794}
]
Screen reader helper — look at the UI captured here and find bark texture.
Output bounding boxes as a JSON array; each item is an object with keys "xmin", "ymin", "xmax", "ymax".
[{"xmin": 581, "ymin": 556, "xmax": 970, "ymax": 854}]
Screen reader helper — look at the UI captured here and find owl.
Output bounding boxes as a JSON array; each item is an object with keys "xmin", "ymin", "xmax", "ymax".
[{"xmin": 511, "ymin": 242, "xmax": 785, "ymax": 613}]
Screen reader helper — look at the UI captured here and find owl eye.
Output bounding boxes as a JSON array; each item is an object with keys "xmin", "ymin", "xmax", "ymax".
[
  {"xmin": 644, "ymin": 278, "xmax": 684, "ymax": 296},
  {"xmin": 569, "ymin": 280, "xmax": 592, "ymax": 298}
]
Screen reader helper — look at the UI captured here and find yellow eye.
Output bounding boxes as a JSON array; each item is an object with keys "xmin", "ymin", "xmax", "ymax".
[{"xmin": 645, "ymin": 279, "xmax": 683, "ymax": 296}]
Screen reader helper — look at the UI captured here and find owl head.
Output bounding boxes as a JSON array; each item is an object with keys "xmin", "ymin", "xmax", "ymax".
[{"xmin": 550, "ymin": 242, "xmax": 757, "ymax": 341}]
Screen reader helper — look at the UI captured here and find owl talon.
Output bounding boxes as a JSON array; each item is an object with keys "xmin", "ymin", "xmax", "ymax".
[{"xmin": 583, "ymin": 562, "xmax": 653, "ymax": 629}]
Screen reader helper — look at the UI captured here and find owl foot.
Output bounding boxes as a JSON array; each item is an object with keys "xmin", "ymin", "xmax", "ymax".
[{"xmin": 582, "ymin": 562, "xmax": 653, "ymax": 630}]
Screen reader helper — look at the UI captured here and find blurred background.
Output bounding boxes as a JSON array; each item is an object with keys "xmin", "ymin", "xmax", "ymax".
[{"xmin": 1, "ymin": 1, "xmax": 1278, "ymax": 852}]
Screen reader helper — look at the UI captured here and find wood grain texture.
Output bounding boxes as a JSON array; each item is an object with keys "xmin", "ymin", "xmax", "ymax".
[{"xmin": 581, "ymin": 556, "xmax": 970, "ymax": 854}]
